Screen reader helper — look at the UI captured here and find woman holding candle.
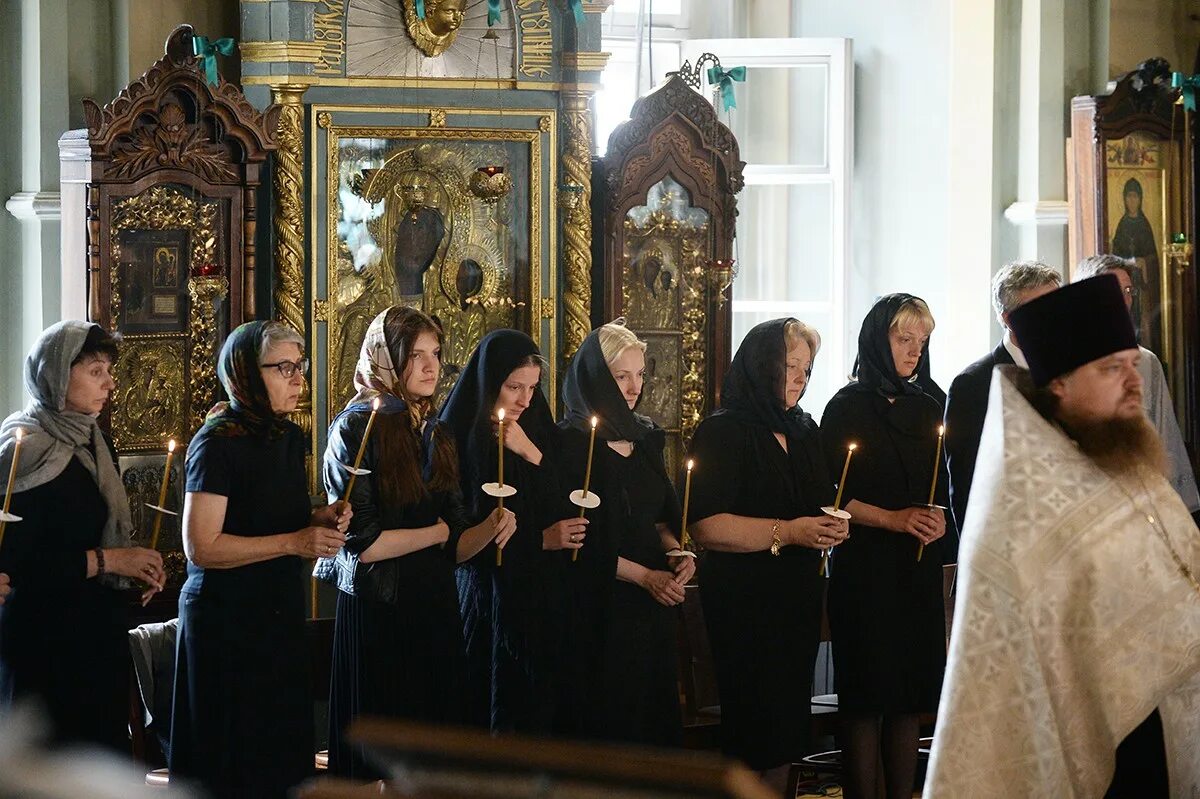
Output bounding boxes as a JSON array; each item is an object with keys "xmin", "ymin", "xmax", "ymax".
[
  {"xmin": 440, "ymin": 329, "xmax": 583, "ymax": 733},
  {"xmin": 171, "ymin": 320, "xmax": 351, "ymax": 799},
  {"xmin": 688, "ymin": 318, "xmax": 847, "ymax": 792},
  {"xmin": 318, "ymin": 307, "xmax": 514, "ymax": 778},
  {"xmin": 819, "ymin": 295, "xmax": 953, "ymax": 799},
  {"xmin": 0, "ymin": 321, "xmax": 164, "ymax": 751},
  {"xmin": 557, "ymin": 319, "xmax": 692, "ymax": 746}
]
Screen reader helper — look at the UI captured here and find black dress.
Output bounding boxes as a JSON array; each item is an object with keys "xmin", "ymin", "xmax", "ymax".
[
  {"xmin": 456, "ymin": 442, "xmax": 568, "ymax": 733},
  {"xmin": 0, "ymin": 454, "xmax": 128, "ymax": 752},
  {"xmin": 819, "ymin": 388, "xmax": 948, "ymax": 714},
  {"xmin": 317, "ymin": 409, "xmax": 469, "ymax": 780},
  {"xmin": 558, "ymin": 427, "xmax": 683, "ymax": 747},
  {"xmin": 170, "ymin": 423, "xmax": 314, "ymax": 799},
  {"xmin": 689, "ymin": 414, "xmax": 831, "ymax": 770}
]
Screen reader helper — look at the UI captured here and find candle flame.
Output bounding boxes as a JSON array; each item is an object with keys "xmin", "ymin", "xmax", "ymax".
[
  {"xmin": 372, "ymin": 397, "xmax": 381, "ymax": 411},
  {"xmin": 686, "ymin": 459, "xmax": 694, "ymax": 471},
  {"xmin": 167, "ymin": 439, "xmax": 176, "ymax": 453},
  {"xmin": 14, "ymin": 428, "xmax": 22, "ymax": 442},
  {"xmin": 590, "ymin": 416, "xmax": 598, "ymax": 429},
  {"xmin": 848, "ymin": 443, "xmax": 858, "ymax": 451},
  {"xmin": 498, "ymin": 408, "xmax": 505, "ymax": 422},
  {"xmin": 938, "ymin": 425, "xmax": 945, "ymax": 436}
]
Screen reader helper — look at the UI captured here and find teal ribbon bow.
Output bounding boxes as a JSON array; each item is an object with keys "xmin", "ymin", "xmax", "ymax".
[
  {"xmin": 1172, "ymin": 71, "xmax": 1199, "ymax": 112},
  {"xmin": 707, "ymin": 65, "xmax": 746, "ymax": 111},
  {"xmin": 487, "ymin": 0, "xmax": 501, "ymax": 25},
  {"xmin": 192, "ymin": 36, "xmax": 235, "ymax": 87},
  {"xmin": 569, "ymin": 0, "xmax": 585, "ymax": 26},
  {"xmin": 415, "ymin": 0, "xmax": 426, "ymax": 19}
]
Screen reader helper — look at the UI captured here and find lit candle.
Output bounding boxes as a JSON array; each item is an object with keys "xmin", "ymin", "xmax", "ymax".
[
  {"xmin": 343, "ymin": 397, "xmax": 381, "ymax": 501},
  {"xmin": 822, "ymin": 443, "xmax": 856, "ymax": 577},
  {"xmin": 833, "ymin": 444, "xmax": 857, "ymax": 511},
  {"xmin": 0, "ymin": 428, "xmax": 24, "ymax": 551},
  {"xmin": 918, "ymin": 425, "xmax": 945, "ymax": 562},
  {"xmin": 572, "ymin": 416, "xmax": 599, "ymax": 563},
  {"xmin": 149, "ymin": 438, "xmax": 176, "ymax": 550},
  {"xmin": 680, "ymin": 459, "xmax": 694, "ymax": 549},
  {"xmin": 496, "ymin": 408, "xmax": 505, "ymax": 567}
]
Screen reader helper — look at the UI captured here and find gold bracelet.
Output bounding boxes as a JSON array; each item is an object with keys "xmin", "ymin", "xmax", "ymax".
[{"xmin": 769, "ymin": 519, "xmax": 782, "ymax": 556}]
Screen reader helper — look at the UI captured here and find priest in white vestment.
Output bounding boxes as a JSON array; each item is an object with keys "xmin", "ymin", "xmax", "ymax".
[{"xmin": 925, "ymin": 274, "xmax": 1200, "ymax": 798}]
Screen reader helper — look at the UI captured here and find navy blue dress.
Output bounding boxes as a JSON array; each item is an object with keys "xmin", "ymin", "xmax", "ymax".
[{"xmin": 170, "ymin": 422, "xmax": 314, "ymax": 799}]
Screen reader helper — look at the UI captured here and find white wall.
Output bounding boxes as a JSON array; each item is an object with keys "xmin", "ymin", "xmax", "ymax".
[{"xmin": 790, "ymin": 0, "xmax": 962, "ymax": 387}]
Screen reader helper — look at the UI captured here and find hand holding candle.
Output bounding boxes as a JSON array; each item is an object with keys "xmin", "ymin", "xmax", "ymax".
[
  {"xmin": 570, "ymin": 416, "xmax": 600, "ymax": 563},
  {"xmin": 821, "ymin": 443, "xmax": 856, "ymax": 576},
  {"xmin": 0, "ymin": 429, "xmax": 24, "ymax": 551},
  {"xmin": 917, "ymin": 425, "xmax": 945, "ymax": 562}
]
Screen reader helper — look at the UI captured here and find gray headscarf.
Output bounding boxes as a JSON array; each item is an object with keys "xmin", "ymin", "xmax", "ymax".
[{"xmin": 0, "ymin": 321, "xmax": 133, "ymax": 587}]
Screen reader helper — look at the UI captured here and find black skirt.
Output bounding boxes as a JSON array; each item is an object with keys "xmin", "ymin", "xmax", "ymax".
[
  {"xmin": 327, "ymin": 588, "xmax": 465, "ymax": 779},
  {"xmin": 170, "ymin": 588, "xmax": 313, "ymax": 799}
]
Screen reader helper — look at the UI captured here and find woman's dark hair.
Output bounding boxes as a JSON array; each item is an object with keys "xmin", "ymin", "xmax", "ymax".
[
  {"xmin": 71, "ymin": 326, "xmax": 120, "ymax": 365},
  {"xmin": 375, "ymin": 307, "xmax": 459, "ymax": 506},
  {"xmin": 1123, "ymin": 178, "xmax": 1144, "ymax": 201}
]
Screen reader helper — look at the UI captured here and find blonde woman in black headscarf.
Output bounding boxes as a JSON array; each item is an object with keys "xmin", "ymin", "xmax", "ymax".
[{"xmin": 0, "ymin": 321, "xmax": 165, "ymax": 752}]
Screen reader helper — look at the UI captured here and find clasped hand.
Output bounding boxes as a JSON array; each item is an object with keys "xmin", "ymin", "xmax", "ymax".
[
  {"xmin": 891, "ymin": 506, "xmax": 945, "ymax": 544},
  {"xmin": 787, "ymin": 515, "xmax": 850, "ymax": 550}
]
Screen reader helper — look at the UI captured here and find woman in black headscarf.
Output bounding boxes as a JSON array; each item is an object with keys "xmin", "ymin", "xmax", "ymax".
[
  {"xmin": 688, "ymin": 318, "xmax": 847, "ymax": 792},
  {"xmin": 820, "ymin": 295, "xmax": 953, "ymax": 799},
  {"xmin": 440, "ymin": 329, "xmax": 583, "ymax": 733},
  {"xmin": 0, "ymin": 321, "xmax": 165, "ymax": 752},
  {"xmin": 171, "ymin": 320, "xmax": 351, "ymax": 799},
  {"xmin": 317, "ymin": 307, "xmax": 514, "ymax": 780},
  {"xmin": 557, "ymin": 319, "xmax": 692, "ymax": 746}
]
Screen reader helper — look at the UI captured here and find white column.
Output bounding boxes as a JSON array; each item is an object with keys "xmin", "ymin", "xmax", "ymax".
[{"xmin": 6, "ymin": 0, "xmax": 69, "ymax": 383}]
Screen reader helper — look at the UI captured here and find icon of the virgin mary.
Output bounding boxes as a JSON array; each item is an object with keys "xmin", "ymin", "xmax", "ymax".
[{"xmin": 392, "ymin": 180, "xmax": 447, "ymax": 299}]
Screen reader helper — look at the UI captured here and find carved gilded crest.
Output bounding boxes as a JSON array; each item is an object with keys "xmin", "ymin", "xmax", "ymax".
[{"xmin": 404, "ymin": 0, "xmax": 468, "ymax": 57}]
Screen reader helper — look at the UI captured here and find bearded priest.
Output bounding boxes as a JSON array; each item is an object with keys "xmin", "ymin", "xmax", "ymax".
[{"xmin": 924, "ymin": 274, "xmax": 1200, "ymax": 799}]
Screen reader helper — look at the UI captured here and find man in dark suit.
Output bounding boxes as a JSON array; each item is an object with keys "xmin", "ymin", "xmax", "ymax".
[{"xmin": 944, "ymin": 261, "xmax": 1061, "ymax": 539}]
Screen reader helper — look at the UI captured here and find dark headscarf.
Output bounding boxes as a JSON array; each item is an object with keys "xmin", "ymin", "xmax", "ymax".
[
  {"xmin": 561, "ymin": 328, "xmax": 657, "ymax": 442},
  {"xmin": 438, "ymin": 329, "xmax": 556, "ymax": 517},
  {"xmin": 714, "ymin": 317, "xmax": 815, "ymax": 439},
  {"xmin": 849, "ymin": 293, "xmax": 946, "ymax": 404},
  {"xmin": 201, "ymin": 320, "xmax": 294, "ymax": 439}
]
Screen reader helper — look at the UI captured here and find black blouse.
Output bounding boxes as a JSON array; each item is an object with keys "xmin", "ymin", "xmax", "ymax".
[{"xmin": 182, "ymin": 423, "xmax": 313, "ymax": 598}]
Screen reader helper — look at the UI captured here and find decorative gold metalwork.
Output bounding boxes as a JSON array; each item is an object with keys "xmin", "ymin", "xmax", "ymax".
[
  {"xmin": 271, "ymin": 83, "xmax": 314, "ymax": 476},
  {"xmin": 403, "ymin": 0, "xmax": 467, "ymax": 58},
  {"xmin": 239, "ymin": 40, "xmax": 328, "ymax": 64},
  {"xmin": 323, "ymin": 122, "xmax": 548, "ymax": 417},
  {"xmin": 561, "ymin": 90, "xmax": 593, "ymax": 362},
  {"xmin": 112, "ymin": 338, "xmax": 187, "ymax": 448},
  {"xmin": 707, "ymin": 259, "xmax": 737, "ymax": 307},
  {"xmin": 430, "ymin": 109, "xmax": 447, "ymax": 128},
  {"xmin": 621, "ymin": 177, "xmax": 710, "ymax": 450},
  {"xmin": 109, "ymin": 186, "xmax": 221, "ymax": 451},
  {"xmin": 318, "ymin": 112, "xmax": 333, "ymax": 128},
  {"xmin": 468, "ymin": 166, "xmax": 514, "ymax": 203},
  {"xmin": 314, "ymin": 299, "xmax": 330, "ymax": 322},
  {"xmin": 539, "ymin": 116, "xmax": 552, "ymax": 133},
  {"xmin": 539, "ymin": 298, "xmax": 556, "ymax": 318},
  {"xmin": 189, "ymin": 276, "xmax": 229, "ymax": 433}
]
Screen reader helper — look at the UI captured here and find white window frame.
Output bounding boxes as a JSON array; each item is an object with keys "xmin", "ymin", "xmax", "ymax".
[
  {"xmin": 681, "ymin": 37, "xmax": 853, "ymax": 414},
  {"xmin": 602, "ymin": 0, "xmax": 689, "ymax": 36}
]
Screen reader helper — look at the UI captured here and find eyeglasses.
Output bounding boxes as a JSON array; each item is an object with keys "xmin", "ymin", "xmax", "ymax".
[{"xmin": 260, "ymin": 358, "xmax": 310, "ymax": 379}]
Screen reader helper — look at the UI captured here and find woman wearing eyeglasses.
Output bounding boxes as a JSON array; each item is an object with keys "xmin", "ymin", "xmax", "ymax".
[{"xmin": 170, "ymin": 321, "xmax": 352, "ymax": 799}]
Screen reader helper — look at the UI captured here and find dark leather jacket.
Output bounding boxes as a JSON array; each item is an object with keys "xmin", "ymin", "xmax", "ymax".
[{"xmin": 313, "ymin": 408, "xmax": 469, "ymax": 606}]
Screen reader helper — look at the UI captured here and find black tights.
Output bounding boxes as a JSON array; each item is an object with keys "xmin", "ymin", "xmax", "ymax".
[{"xmin": 840, "ymin": 714, "xmax": 920, "ymax": 799}]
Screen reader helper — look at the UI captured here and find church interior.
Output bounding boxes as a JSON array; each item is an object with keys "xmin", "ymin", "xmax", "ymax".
[{"xmin": 2, "ymin": 1, "xmax": 1200, "ymax": 798}]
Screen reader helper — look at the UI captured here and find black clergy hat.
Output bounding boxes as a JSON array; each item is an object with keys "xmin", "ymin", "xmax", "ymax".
[{"xmin": 1007, "ymin": 273, "xmax": 1138, "ymax": 388}]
